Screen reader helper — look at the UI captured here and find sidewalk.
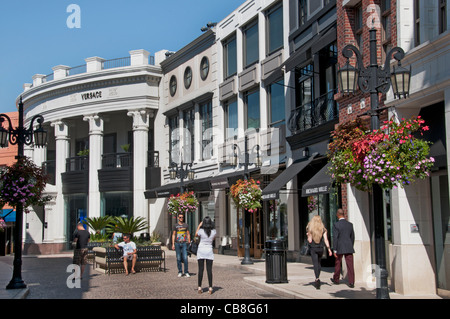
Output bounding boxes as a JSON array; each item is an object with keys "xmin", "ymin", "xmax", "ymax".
[{"xmin": 0, "ymin": 250, "xmax": 443, "ymax": 299}]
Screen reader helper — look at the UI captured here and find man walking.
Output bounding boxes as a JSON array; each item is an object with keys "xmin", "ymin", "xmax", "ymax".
[
  {"xmin": 172, "ymin": 214, "xmax": 191, "ymax": 277},
  {"xmin": 331, "ymin": 208, "xmax": 355, "ymax": 288},
  {"xmin": 72, "ymin": 222, "xmax": 90, "ymax": 279}
]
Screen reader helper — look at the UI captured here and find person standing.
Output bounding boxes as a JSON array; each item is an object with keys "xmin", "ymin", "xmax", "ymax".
[
  {"xmin": 114, "ymin": 233, "xmax": 137, "ymax": 275},
  {"xmin": 306, "ymin": 215, "xmax": 332, "ymax": 289},
  {"xmin": 331, "ymin": 208, "xmax": 355, "ymax": 288},
  {"xmin": 195, "ymin": 216, "xmax": 216, "ymax": 294},
  {"xmin": 72, "ymin": 223, "xmax": 90, "ymax": 279},
  {"xmin": 172, "ymin": 214, "xmax": 191, "ymax": 277}
]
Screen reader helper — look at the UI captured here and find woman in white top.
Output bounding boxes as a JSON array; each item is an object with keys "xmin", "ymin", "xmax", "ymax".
[{"xmin": 195, "ymin": 216, "xmax": 216, "ymax": 294}]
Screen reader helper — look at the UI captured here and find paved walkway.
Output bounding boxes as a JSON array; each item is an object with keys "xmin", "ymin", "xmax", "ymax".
[{"xmin": 0, "ymin": 249, "xmax": 444, "ymax": 299}]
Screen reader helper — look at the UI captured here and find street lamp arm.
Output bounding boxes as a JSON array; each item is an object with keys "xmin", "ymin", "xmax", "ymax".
[
  {"xmin": 342, "ymin": 44, "xmax": 373, "ymax": 93},
  {"xmin": 383, "ymin": 46, "xmax": 406, "ymax": 71},
  {"xmin": 342, "ymin": 44, "xmax": 364, "ymax": 70}
]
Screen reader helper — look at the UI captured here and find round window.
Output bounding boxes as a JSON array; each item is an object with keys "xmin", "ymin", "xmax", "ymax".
[
  {"xmin": 184, "ymin": 66, "xmax": 192, "ymax": 89},
  {"xmin": 169, "ymin": 75, "xmax": 177, "ymax": 97},
  {"xmin": 200, "ymin": 56, "xmax": 209, "ymax": 81}
]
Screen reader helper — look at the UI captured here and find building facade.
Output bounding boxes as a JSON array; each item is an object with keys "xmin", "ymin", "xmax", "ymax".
[
  {"xmin": 337, "ymin": 0, "xmax": 449, "ymax": 296},
  {"xmin": 12, "ymin": 0, "xmax": 448, "ymax": 297}
]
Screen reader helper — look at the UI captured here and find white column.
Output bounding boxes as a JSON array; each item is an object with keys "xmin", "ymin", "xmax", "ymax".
[
  {"xmin": 49, "ymin": 120, "xmax": 69, "ymax": 243},
  {"xmin": 83, "ymin": 114, "xmax": 103, "ymax": 219},
  {"xmin": 127, "ymin": 109, "xmax": 150, "ymax": 225}
]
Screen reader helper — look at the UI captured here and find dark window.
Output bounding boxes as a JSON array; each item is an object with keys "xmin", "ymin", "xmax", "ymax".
[
  {"xmin": 245, "ymin": 89, "xmax": 260, "ymax": 130},
  {"xmin": 225, "ymin": 99, "xmax": 238, "ymax": 139},
  {"xmin": 184, "ymin": 67, "xmax": 192, "ymax": 89},
  {"xmin": 243, "ymin": 20, "xmax": 259, "ymax": 68},
  {"xmin": 223, "ymin": 35, "xmax": 237, "ymax": 79},
  {"xmin": 169, "ymin": 75, "xmax": 177, "ymax": 97},
  {"xmin": 267, "ymin": 4, "xmax": 283, "ymax": 55},
  {"xmin": 200, "ymin": 56, "xmax": 209, "ymax": 80}
]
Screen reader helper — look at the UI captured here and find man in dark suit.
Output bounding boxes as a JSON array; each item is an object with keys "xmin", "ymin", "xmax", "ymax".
[{"xmin": 331, "ymin": 208, "xmax": 355, "ymax": 288}]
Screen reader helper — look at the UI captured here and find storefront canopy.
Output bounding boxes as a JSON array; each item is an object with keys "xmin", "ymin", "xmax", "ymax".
[
  {"xmin": 0, "ymin": 209, "xmax": 15, "ymax": 222},
  {"xmin": 301, "ymin": 162, "xmax": 333, "ymax": 197},
  {"xmin": 261, "ymin": 153, "xmax": 318, "ymax": 201}
]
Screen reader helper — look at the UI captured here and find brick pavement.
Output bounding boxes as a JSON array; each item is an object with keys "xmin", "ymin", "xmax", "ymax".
[{"xmin": 0, "ymin": 252, "xmax": 285, "ymax": 299}]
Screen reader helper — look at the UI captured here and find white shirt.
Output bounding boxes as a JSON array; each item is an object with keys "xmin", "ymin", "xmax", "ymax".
[{"xmin": 118, "ymin": 241, "xmax": 136, "ymax": 256}]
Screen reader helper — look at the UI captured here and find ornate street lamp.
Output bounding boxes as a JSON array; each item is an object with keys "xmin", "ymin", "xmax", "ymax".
[
  {"xmin": 232, "ymin": 134, "xmax": 262, "ymax": 265},
  {"xmin": 169, "ymin": 160, "xmax": 195, "ymax": 193},
  {"xmin": 0, "ymin": 97, "xmax": 47, "ymax": 290},
  {"xmin": 337, "ymin": 28, "xmax": 411, "ymax": 299}
]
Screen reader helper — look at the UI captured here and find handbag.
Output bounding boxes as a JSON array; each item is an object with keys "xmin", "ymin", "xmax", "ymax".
[
  {"xmin": 300, "ymin": 240, "xmax": 310, "ymax": 256},
  {"xmin": 188, "ymin": 238, "xmax": 199, "ymax": 256}
]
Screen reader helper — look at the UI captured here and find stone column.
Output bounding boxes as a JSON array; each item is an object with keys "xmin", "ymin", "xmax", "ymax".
[
  {"xmin": 49, "ymin": 120, "xmax": 69, "ymax": 244},
  {"xmin": 83, "ymin": 114, "xmax": 103, "ymax": 219},
  {"xmin": 127, "ymin": 109, "xmax": 150, "ymax": 227}
]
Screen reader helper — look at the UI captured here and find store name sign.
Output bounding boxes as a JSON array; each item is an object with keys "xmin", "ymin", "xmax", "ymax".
[{"xmin": 81, "ymin": 91, "xmax": 103, "ymax": 100}]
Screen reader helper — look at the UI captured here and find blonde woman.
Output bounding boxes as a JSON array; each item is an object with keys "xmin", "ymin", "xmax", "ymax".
[{"xmin": 306, "ymin": 215, "xmax": 332, "ymax": 289}]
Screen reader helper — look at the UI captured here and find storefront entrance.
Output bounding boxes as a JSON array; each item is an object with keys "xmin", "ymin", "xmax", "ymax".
[{"xmin": 237, "ymin": 208, "xmax": 264, "ymax": 259}]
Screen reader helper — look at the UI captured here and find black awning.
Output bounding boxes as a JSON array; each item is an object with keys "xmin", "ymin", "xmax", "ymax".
[
  {"xmin": 144, "ymin": 182, "xmax": 182, "ymax": 199},
  {"xmin": 209, "ymin": 167, "xmax": 260, "ymax": 190},
  {"xmin": 301, "ymin": 162, "xmax": 333, "ymax": 197},
  {"xmin": 262, "ymin": 153, "xmax": 318, "ymax": 200}
]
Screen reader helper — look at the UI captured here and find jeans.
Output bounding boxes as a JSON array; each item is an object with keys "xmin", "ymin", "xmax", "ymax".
[
  {"xmin": 175, "ymin": 242, "xmax": 189, "ymax": 274},
  {"xmin": 310, "ymin": 247, "xmax": 324, "ymax": 279}
]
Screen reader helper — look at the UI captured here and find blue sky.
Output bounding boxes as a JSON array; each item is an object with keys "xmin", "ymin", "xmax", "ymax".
[{"xmin": 0, "ymin": 0, "xmax": 244, "ymax": 113}]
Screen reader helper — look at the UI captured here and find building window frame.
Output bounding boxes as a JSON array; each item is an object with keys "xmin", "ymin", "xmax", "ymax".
[
  {"xmin": 183, "ymin": 108, "xmax": 195, "ymax": 163},
  {"xmin": 169, "ymin": 75, "xmax": 177, "ymax": 97},
  {"xmin": 266, "ymin": 2, "xmax": 284, "ymax": 56},
  {"xmin": 168, "ymin": 114, "xmax": 179, "ymax": 164},
  {"xmin": 268, "ymin": 79, "xmax": 286, "ymax": 128},
  {"xmin": 200, "ymin": 100, "xmax": 213, "ymax": 161},
  {"xmin": 299, "ymin": 0, "xmax": 307, "ymax": 27},
  {"xmin": 224, "ymin": 98, "xmax": 238, "ymax": 140},
  {"xmin": 223, "ymin": 34, "xmax": 237, "ymax": 80},
  {"xmin": 200, "ymin": 56, "xmax": 210, "ymax": 81},
  {"xmin": 184, "ymin": 66, "xmax": 192, "ymax": 89},
  {"xmin": 414, "ymin": 0, "xmax": 421, "ymax": 46},
  {"xmin": 244, "ymin": 88, "xmax": 260, "ymax": 130},
  {"xmin": 243, "ymin": 19, "xmax": 259, "ymax": 69},
  {"xmin": 355, "ymin": 4, "xmax": 363, "ymax": 50}
]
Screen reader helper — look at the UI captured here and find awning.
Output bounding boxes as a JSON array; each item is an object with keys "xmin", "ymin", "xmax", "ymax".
[
  {"xmin": 144, "ymin": 183, "xmax": 182, "ymax": 199},
  {"xmin": 262, "ymin": 153, "xmax": 318, "ymax": 200},
  {"xmin": 209, "ymin": 167, "xmax": 260, "ymax": 190},
  {"xmin": 301, "ymin": 163, "xmax": 333, "ymax": 197},
  {"xmin": 0, "ymin": 209, "xmax": 15, "ymax": 222}
]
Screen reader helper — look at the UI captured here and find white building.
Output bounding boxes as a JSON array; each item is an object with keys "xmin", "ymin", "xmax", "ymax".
[{"xmin": 21, "ymin": 50, "xmax": 164, "ymax": 254}]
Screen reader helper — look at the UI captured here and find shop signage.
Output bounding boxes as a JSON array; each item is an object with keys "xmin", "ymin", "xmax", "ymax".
[{"xmin": 81, "ymin": 91, "xmax": 103, "ymax": 101}]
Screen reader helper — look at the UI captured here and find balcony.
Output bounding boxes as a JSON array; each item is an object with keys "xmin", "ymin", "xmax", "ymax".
[
  {"xmin": 146, "ymin": 151, "xmax": 161, "ymax": 190},
  {"xmin": 62, "ymin": 156, "xmax": 89, "ymax": 194},
  {"xmin": 99, "ymin": 153, "xmax": 133, "ymax": 192},
  {"xmin": 287, "ymin": 90, "xmax": 339, "ymax": 149}
]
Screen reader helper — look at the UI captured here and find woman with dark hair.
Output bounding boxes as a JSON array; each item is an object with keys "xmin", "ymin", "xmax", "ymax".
[{"xmin": 195, "ymin": 216, "xmax": 216, "ymax": 294}]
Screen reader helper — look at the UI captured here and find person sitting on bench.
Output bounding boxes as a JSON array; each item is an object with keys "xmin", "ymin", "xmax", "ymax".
[{"xmin": 114, "ymin": 233, "xmax": 137, "ymax": 275}]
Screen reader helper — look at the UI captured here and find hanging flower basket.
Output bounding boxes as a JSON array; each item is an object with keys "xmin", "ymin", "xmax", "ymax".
[
  {"xmin": 167, "ymin": 191, "xmax": 199, "ymax": 216},
  {"xmin": 0, "ymin": 157, "xmax": 52, "ymax": 212},
  {"xmin": 327, "ymin": 116, "xmax": 435, "ymax": 192},
  {"xmin": 230, "ymin": 178, "xmax": 262, "ymax": 213},
  {"xmin": 0, "ymin": 218, "xmax": 6, "ymax": 232}
]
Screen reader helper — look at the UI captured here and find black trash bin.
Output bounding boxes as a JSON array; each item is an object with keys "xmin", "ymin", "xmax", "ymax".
[{"xmin": 264, "ymin": 240, "xmax": 288, "ymax": 284}]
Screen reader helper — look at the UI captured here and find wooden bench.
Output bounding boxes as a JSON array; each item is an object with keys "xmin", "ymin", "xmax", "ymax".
[{"xmin": 93, "ymin": 246, "xmax": 166, "ymax": 275}]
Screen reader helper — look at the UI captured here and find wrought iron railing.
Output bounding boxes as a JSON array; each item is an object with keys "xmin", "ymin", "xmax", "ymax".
[
  {"xmin": 288, "ymin": 89, "xmax": 339, "ymax": 134},
  {"xmin": 66, "ymin": 156, "xmax": 89, "ymax": 172},
  {"xmin": 102, "ymin": 153, "xmax": 133, "ymax": 168}
]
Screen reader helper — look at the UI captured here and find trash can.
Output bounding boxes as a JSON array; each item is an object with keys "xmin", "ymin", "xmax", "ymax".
[{"xmin": 264, "ymin": 240, "xmax": 288, "ymax": 284}]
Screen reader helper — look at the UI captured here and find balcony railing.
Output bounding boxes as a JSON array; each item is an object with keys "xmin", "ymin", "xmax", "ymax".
[
  {"xmin": 288, "ymin": 89, "xmax": 339, "ymax": 135},
  {"xmin": 66, "ymin": 156, "xmax": 89, "ymax": 172},
  {"xmin": 148, "ymin": 150, "xmax": 159, "ymax": 168},
  {"xmin": 102, "ymin": 153, "xmax": 133, "ymax": 168}
]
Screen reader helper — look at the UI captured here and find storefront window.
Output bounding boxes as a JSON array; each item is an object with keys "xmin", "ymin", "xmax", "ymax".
[
  {"xmin": 101, "ymin": 191, "xmax": 133, "ymax": 218},
  {"xmin": 65, "ymin": 194, "xmax": 87, "ymax": 246},
  {"xmin": 266, "ymin": 192, "xmax": 288, "ymax": 241}
]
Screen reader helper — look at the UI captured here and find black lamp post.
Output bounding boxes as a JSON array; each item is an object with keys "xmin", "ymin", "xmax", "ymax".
[
  {"xmin": 169, "ymin": 160, "xmax": 195, "ymax": 193},
  {"xmin": 0, "ymin": 97, "xmax": 47, "ymax": 290},
  {"xmin": 232, "ymin": 134, "xmax": 262, "ymax": 265},
  {"xmin": 337, "ymin": 28, "xmax": 411, "ymax": 299}
]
